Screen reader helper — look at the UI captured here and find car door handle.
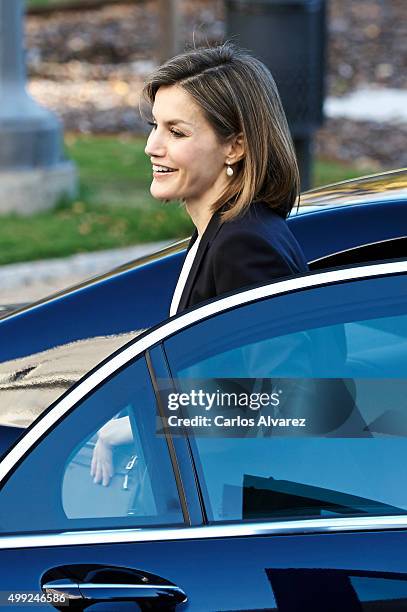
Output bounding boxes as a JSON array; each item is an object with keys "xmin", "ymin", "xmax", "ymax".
[
  {"xmin": 42, "ymin": 565, "xmax": 188, "ymax": 610},
  {"xmin": 42, "ymin": 578, "xmax": 82, "ymax": 606},
  {"xmin": 43, "ymin": 580, "xmax": 187, "ymax": 608}
]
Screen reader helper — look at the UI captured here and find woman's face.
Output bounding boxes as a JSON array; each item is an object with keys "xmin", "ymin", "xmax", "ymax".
[{"xmin": 144, "ymin": 85, "xmax": 231, "ymax": 209}]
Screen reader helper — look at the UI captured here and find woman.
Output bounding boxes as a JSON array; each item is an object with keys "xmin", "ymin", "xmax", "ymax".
[
  {"xmin": 144, "ymin": 42, "xmax": 308, "ymax": 316},
  {"xmin": 91, "ymin": 42, "xmax": 308, "ymax": 486}
]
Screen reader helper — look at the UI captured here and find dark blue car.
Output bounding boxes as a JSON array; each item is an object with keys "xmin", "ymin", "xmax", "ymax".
[{"xmin": 0, "ymin": 169, "xmax": 406, "ymax": 610}]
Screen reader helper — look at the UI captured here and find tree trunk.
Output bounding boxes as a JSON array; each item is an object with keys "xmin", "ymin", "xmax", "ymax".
[{"xmin": 157, "ymin": 0, "xmax": 182, "ymax": 64}]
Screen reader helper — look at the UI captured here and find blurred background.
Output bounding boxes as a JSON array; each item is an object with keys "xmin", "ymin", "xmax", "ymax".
[{"xmin": 0, "ymin": 0, "xmax": 405, "ymax": 302}]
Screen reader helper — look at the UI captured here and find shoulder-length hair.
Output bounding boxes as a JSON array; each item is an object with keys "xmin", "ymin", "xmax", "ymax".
[{"xmin": 142, "ymin": 42, "xmax": 300, "ymax": 221}]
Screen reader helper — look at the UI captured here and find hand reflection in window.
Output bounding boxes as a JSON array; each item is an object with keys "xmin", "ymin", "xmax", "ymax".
[{"xmin": 91, "ymin": 416, "xmax": 133, "ymax": 486}]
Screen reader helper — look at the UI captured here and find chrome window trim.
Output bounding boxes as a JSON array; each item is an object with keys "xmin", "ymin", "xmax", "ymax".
[
  {"xmin": 77, "ymin": 584, "xmax": 180, "ymax": 590},
  {"xmin": 309, "ymin": 235, "xmax": 407, "ymax": 266},
  {"xmin": 298, "ymin": 194, "xmax": 407, "ymax": 211},
  {"xmin": 0, "ymin": 260, "xmax": 406, "ymax": 486},
  {"xmin": 1, "ymin": 515, "xmax": 407, "ymax": 550}
]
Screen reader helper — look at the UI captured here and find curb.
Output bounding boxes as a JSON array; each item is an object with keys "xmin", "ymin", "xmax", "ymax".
[{"xmin": 0, "ymin": 241, "xmax": 172, "ymax": 289}]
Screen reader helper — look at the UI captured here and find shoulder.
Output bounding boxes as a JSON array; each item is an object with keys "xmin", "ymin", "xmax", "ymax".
[
  {"xmin": 213, "ymin": 201, "xmax": 293, "ymax": 250},
  {"xmin": 210, "ymin": 200, "xmax": 308, "ymax": 277}
]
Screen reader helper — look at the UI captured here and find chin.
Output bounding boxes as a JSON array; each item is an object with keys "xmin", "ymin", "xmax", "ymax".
[
  {"xmin": 150, "ymin": 187, "xmax": 171, "ymax": 201},
  {"xmin": 153, "ymin": 192, "xmax": 174, "ymax": 202}
]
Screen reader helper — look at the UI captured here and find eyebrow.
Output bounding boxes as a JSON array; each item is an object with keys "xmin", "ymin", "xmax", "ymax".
[{"xmin": 151, "ymin": 115, "xmax": 193, "ymax": 127}]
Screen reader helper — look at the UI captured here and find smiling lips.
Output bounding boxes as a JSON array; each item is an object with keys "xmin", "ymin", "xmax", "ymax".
[{"xmin": 152, "ymin": 164, "xmax": 177, "ymax": 175}]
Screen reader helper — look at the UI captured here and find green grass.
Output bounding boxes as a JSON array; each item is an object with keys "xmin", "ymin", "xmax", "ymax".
[
  {"xmin": 65, "ymin": 134, "xmax": 156, "ymax": 208},
  {"xmin": 26, "ymin": 0, "xmax": 103, "ymax": 6},
  {"xmin": 0, "ymin": 134, "xmax": 379, "ymax": 266},
  {"xmin": 27, "ymin": 0, "xmax": 126, "ymax": 6},
  {"xmin": 0, "ymin": 199, "xmax": 192, "ymax": 265},
  {"xmin": 312, "ymin": 159, "xmax": 378, "ymax": 188},
  {"xmin": 26, "ymin": 0, "xmax": 66, "ymax": 7}
]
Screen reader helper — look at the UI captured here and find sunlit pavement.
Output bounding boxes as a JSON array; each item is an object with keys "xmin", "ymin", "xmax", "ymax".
[
  {"xmin": 325, "ymin": 87, "xmax": 407, "ymax": 125},
  {"xmin": 0, "ymin": 241, "xmax": 171, "ymax": 305}
]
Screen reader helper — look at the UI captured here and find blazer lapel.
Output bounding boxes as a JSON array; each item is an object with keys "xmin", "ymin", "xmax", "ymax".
[{"xmin": 176, "ymin": 208, "xmax": 223, "ymax": 313}]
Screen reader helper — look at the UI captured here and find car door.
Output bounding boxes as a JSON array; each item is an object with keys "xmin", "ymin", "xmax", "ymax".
[
  {"xmin": 161, "ymin": 260, "xmax": 407, "ymax": 611},
  {"xmin": 1, "ymin": 262, "xmax": 407, "ymax": 611}
]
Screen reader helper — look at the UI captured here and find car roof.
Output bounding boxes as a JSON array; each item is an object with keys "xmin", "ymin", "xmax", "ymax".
[{"xmin": 298, "ymin": 168, "xmax": 407, "ymax": 211}]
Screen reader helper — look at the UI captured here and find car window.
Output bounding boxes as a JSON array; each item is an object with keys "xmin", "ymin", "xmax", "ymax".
[
  {"xmin": 0, "ymin": 331, "xmax": 140, "ymax": 431},
  {"xmin": 164, "ymin": 273, "xmax": 407, "ymax": 523},
  {"xmin": 0, "ymin": 356, "xmax": 183, "ymax": 534},
  {"xmin": 309, "ymin": 237, "xmax": 407, "ymax": 270}
]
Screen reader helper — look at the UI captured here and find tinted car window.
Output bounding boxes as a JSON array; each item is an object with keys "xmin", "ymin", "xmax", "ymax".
[
  {"xmin": 165, "ymin": 274, "xmax": 407, "ymax": 523},
  {"xmin": 309, "ymin": 237, "xmax": 407, "ymax": 270},
  {"xmin": 0, "ymin": 357, "xmax": 183, "ymax": 534}
]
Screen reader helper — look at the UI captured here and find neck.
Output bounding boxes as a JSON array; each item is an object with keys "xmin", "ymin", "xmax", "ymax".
[
  {"xmin": 185, "ymin": 200, "xmax": 213, "ymax": 237},
  {"xmin": 184, "ymin": 175, "xmax": 229, "ymax": 236}
]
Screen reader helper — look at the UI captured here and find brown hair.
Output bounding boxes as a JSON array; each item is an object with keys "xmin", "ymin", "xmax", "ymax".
[{"xmin": 142, "ymin": 42, "xmax": 299, "ymax": 221}]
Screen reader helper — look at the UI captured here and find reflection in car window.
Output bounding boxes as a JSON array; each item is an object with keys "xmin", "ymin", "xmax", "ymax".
[
  {"xmin": 0, "ymin": 331, "xmax": 140, "ymax": 429},
  {"xmin": 165, "ymin": 274, "xmax": 407, "ymax": 522},
  {"xmin": 62, "ymin": 405, "xmax": 156, "ymax": 520},
  {"xmin": 0, "ymin": 357, "xmax": 183, "ymax": 534}
]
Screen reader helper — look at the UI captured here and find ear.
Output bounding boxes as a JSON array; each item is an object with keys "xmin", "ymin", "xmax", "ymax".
[{"xmin": 224, "ymin": 132, "xmax": 245, "ymax": 164}]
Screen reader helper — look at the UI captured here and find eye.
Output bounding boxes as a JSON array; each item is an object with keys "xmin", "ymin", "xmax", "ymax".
[
  {"xmin": 147, "ymin": 120, "xmax": 157, "ymax": 129},
  {"xmin": 170, "ymin": 128, "xmax": 185, "ymax": 138}
]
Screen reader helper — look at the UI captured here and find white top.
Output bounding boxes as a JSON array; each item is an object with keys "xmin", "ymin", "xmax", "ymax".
[{"xmin": 169, "ymin": 236, "xmax": 202, "ymax": 317}]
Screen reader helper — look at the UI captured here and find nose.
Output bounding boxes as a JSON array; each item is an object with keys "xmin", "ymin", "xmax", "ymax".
[{"xmin": 145, "ymin": 127, "xmax": 165, "ymax": 158}]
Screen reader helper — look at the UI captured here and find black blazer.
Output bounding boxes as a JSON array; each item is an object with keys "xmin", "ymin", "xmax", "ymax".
[{"xmin": 175, "ymin": 201, "xmax": 308, "ymax": 314}]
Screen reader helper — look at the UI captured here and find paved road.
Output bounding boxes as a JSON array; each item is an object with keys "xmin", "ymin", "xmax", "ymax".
[
  {"xmin": 0, "ymin": 241, "xmax": 172, "ymax": 305},
  {"xmin": 325, "ymin": 87, "xmax": 407, "ymax": 124}
]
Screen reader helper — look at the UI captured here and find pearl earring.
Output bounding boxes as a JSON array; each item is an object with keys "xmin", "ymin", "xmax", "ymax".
[{"xmin": 226, "ymin": 163, "xmax": 234, "ymax": 177}]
